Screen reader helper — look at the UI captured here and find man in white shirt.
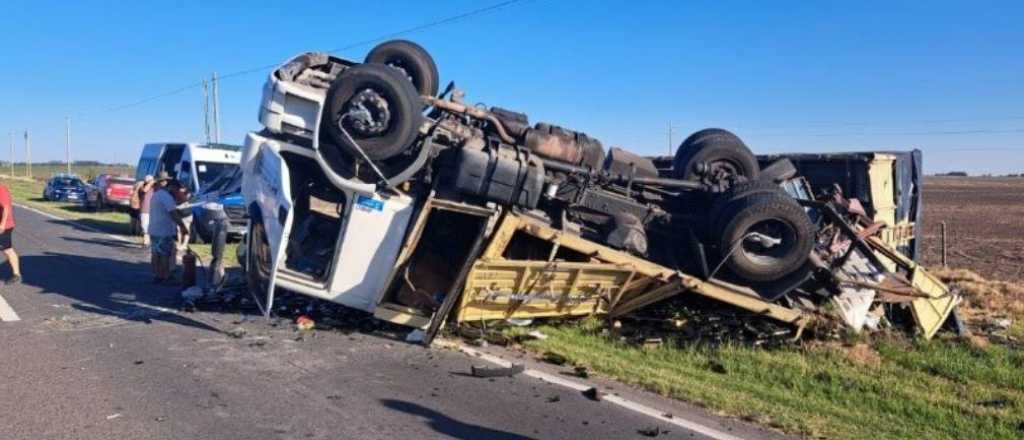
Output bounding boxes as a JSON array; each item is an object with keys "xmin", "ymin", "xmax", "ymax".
[{"xmin": 147, "ymin": 173, "xmax": 189, "ymax": 283}]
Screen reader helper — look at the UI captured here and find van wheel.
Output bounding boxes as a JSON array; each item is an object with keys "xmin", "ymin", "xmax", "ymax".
[
  {"xmin": 715, "ymin": 192, "xmax": 814, "ymax": 283},
  {"xmin": 673, "ymin": 128, "xmax": 759, "ymax": 184},
  {"xmin": 365, "ymin": 39, "xmax": 439, "ymax": 97},
  {"xmin": 324, "ymin": 63, "xmax": 423, "ymax": 161}
]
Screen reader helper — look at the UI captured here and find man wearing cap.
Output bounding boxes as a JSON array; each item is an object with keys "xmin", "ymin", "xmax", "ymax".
[{"xmin": 147, "ymin": 173, "xmax": 188, "ymax": 283}]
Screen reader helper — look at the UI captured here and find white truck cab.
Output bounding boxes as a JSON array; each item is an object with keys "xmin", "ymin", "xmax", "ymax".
[
  {"xmin": 241, "ymin": 131, "xmax": 419, "ymax": 316},
  {"xmin": 135, "ymin": 142, "xmax": 242, "ymax": 193}
]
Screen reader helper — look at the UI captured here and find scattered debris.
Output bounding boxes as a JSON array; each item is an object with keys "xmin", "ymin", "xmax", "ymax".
[
  {"xmin": 573, "ymin": 366, "xmax": 590, "ymax": 378},
  {"xmin": 638, "ymin": 426, "xmax": 669, "ymax": 437},
  {"xmin": 226, "ymin": 327, "xmax": 247, "ymax": 339},
  {"xmin": 180, "ymin": 286, "xmax": 205, "ymax": 308},
  {"xmin": 641, "ymin": 337, "xmax": 663, "ymax": 350},
  {"xmin": 133, "ymin": 360, "xmax": 144, "ymax": 365},
  {"xmin": 546, "ymin": 395, "xmax": 560, "ymax": 403},
  {"xmin": 582, "ymin": 387, "xmax": 602, "ymax": 401},
  {"xmin": 470, "ymin": 363, "xmax": 525, "ymax": 378},
  {"xmin": 542, "ymin": 351, "xmax": 568, "ymax": 366},
  {"xmin": 506, "ymin": 318, "xmax": 534, "ymax": 327},
  {"xmin": 526, "ymin": 330, "xmax": 548, "ymax": 341},
  {"xmin": 295, "ymin": 315, "xmax": 316, "ymax": 331},
  {"xmin": 405, "ymin": 329, "xmax": 425, "ymax": 343},
  {"xmin": 106, "ymin": 413, "xmax": 122, "ymax": 420}
]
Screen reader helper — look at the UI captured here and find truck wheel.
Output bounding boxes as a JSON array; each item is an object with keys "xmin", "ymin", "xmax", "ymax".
[
  {"xmin": 324, "ymin": 63, "xmax": 422, "ymax": 161},
  {"xmin": 715, "ymin": 192, "xmax": 814, "ymax": 283},
  {"xmin": 246, "ymin": 221, "xmax": 272, "ymax": 296},
  {"xmin": 707, "ymin": 180, "xmax": 783, "ymax": 232},
  {"xmin": 673, "ymin": 128, "xmax": 759, "ymax": 184},
  {"xmin": 365, "ymin": 39, "xmax": 439, "ymax": 97}
]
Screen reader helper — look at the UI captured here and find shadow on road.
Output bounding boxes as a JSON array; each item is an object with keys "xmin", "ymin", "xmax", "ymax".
[
  {"xmin": 61, "ymin": 235, "xmax": 143, "ymax": 250},
  {"xmin": 19, "ymin": 252, "xmax": 223, "ymax": 334},
  {"xmin": 381, "ymin": 399, "xmax": 536, "ymax": 440},
  {"xmin": 45, "ymin": 217, "xmax": 129, "ymax": 236}
]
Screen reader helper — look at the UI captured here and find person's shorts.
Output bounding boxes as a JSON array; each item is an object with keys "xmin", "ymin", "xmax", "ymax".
[
  {"xmin": 128, "ymin": 208, "xmax": 140, "ymax": 219},
  {"xmin": 150, "ymin": 235, "xmax": 176, "ymax": 257},
  {"xmin": 0, "ymin": 229, "xmax": 12, "ymax": 251}
]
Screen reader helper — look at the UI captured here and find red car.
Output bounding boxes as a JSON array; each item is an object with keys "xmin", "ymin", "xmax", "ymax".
[{"xmin": 92, "ymin": 174, "xmax": 136, "ymax": 209}]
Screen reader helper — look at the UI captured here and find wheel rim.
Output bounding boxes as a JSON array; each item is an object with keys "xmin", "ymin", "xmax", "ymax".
[
  {"xmin": 700, "ymin": 159, "xmax": 743, "ymax": 185},
  {"xmin": 385, "ymin": 59, "xmax": 415, "ymax": 84},
  {"xmin": 342, "ymin": 88, "xmax": 392, "ymax": 137},
  {"xmin": 738, "ymin": 218, "xmax": 797, "ymax": 268}
]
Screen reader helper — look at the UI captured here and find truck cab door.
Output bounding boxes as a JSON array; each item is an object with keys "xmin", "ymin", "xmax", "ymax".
[{"xmin": 249, "ymin": 145, "xmax": 294, "ymax": 317}]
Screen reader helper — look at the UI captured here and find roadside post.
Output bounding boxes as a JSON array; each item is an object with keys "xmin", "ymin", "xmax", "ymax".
[{"xmin": 941, "ymin": 222, "xmax": 947, "ymax": 267}]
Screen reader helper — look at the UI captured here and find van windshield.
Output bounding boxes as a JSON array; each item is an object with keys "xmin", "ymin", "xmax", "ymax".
[{"xmin": 196, "ymin": 162, "xmax": 238, "ymax": 191}]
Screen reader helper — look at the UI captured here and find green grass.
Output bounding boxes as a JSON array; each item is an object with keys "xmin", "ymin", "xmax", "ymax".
[
  {"xmin": 2, "ymin": 177, "xmax": 238, "ymax": 267},
  {"xmin": 512, "ymin": 320, "xmax": 1024, "ymax": 440}
]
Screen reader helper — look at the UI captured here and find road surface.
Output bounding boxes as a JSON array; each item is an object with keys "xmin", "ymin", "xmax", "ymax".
[{"xmin": 0, "ymin": 206, "xmax": 788, "ymax": 440}]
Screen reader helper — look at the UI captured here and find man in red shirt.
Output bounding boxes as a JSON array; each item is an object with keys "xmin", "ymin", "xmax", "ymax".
[{"xmin": 0, "ymin": 183, "xmax": 21, "ymax": 284}]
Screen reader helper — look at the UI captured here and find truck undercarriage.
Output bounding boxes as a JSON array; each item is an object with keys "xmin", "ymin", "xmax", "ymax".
[{"xmin": 241, "ymin": 40, "xmax": 958, "ymax": 344}]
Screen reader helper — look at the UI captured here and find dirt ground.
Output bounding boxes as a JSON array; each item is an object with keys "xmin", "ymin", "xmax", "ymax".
[{"xmin": 920, "ymin": 177, "xmax": 1024, "ymax": 282}]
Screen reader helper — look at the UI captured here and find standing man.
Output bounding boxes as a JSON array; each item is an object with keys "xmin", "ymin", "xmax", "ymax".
[
  {"xmin": 147, "ymin": 173, "xmax": 188, "ymax": 283},
  {"xmin": 139, "ymin": 175, "xmax": 155, "ymax": 247},
  {"xmin": 0, "ymin": 182, "xmax": 21, "ymax": 285},
  {"xmin": 128, "ymin": 177, "xmax": 145, "ymax": 236}
]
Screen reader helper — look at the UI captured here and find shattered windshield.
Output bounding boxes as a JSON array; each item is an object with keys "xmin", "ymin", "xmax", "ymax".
[{"xmin": 196, "ymin": 162, "xmax": 238, "ymax": 191}]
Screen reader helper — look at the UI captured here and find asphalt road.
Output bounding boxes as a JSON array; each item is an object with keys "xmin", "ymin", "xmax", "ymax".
[{"xmin": 0, "ymin": 206, "xmax": 788, "ymax": 440}]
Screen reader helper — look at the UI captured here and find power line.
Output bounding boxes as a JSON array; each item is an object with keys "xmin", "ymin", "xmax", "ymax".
[
  {"xmin": 90, "ymin": 0, "xmax": 526, "ymax": 118},
  {"xmin": 748, "ymin": 127, "xmax": 1024, "ymax": 137}
]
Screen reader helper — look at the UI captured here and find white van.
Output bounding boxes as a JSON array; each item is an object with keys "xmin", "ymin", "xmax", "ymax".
[{"xmin": 135, "ymin": 142, "xmax": 242, "ymax": 192}]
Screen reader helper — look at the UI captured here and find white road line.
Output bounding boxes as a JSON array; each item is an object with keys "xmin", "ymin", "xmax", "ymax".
[
  {"xmin": 14, "ymin": 203, "xmax": 135, "ymax": 244},
  {"xmin": 447, "ymin": 342, "xmax": 745, "ymax": 440},
  {"xmin": 0, "ymin": 293, "xmax": 21, "ymax": 322}
]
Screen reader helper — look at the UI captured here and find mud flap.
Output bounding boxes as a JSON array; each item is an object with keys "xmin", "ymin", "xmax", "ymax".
[{"xmin": 251, "ymin": 145, "xmax": 294, "ymax": 317}]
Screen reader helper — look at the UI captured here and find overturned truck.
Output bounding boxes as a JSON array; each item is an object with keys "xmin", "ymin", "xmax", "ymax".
[{"xmin": 239, "ymin": 40, "xmax": 958, "ymax": 344}]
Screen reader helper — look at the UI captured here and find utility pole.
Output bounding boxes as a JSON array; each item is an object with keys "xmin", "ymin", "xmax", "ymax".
[
  {"xmin": 65, "ymin": 116, "xmax": 72, "ymax": 175},
  {"xmin": 24, "ymin": 130, "xmax": 31, "ymax": 179},
  {"xmin": 202, "ymin": 79, "xmax": 211, "ymax": 144},
  {"xmin": 7, "ymin": 131, "xmax": 13, "ymax": 178},
  {"xmin": 212, "ymin": 72, "xmax": 221, "ymax": 144},
  {"xmin": 667, "ymin": 122, "xmax": 674, "ymax": 156}
]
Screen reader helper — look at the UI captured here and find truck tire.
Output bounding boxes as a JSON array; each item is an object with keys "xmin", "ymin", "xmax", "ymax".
[
  {"xmin": 707, "ymin": 180, "xmax": 783, "ymax": 231},
  {"xmin": 246, "ymin": 220, "xmax": 272, "ymax": 296},
  {"xmin": 672, "ymin": 128, "xmax": 759, "ymax": 184},
  {"xmin": 715, "ymin": 192, "xmax": 814, "ymax": 283},
  {"xmin": 323, "ymin": 63, "xmax": 423, "ymax": 161},
  {"xmin": 365, "ymin": 39, "xmax": 439, "ymax": 98}
]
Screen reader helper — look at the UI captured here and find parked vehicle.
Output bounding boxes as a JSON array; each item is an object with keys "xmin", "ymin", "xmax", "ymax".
[
  {"xmin": 43, "ymin": 174, "xmax": 90, "ymax": 204},
  {"xmin": 189, "ymin": 166, "xmax": 248, "ymax": 243},
  {"xmin": 91, "ymin": 174, "xmax": 135, "ymax": 209},
  {"xmin": 240, "ymin": 40, "xmax": 957, "ymax": 343},
  {"xmin": 134, "ymin": 142, "xmax": 242, "ymax": 194}
]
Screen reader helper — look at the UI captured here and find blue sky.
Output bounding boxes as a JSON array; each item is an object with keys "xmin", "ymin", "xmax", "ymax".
[{"xmin": 1, "ymin": 0, "xmax": 1021, "ymax": 174}]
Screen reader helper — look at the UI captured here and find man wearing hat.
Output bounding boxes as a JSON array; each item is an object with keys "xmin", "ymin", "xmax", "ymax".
[{"xmin": 147, "ymin": 172, "xmax": 188, "ymax": 283}]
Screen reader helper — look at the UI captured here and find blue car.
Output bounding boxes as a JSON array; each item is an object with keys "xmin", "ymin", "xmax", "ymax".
[
  {"xmin": 189, "ymin": 167, "xmax": 248, "ymax": 243},
  {"xmin": 42, "ymin": 174, "xmax": 95, "ymax": 206}
]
